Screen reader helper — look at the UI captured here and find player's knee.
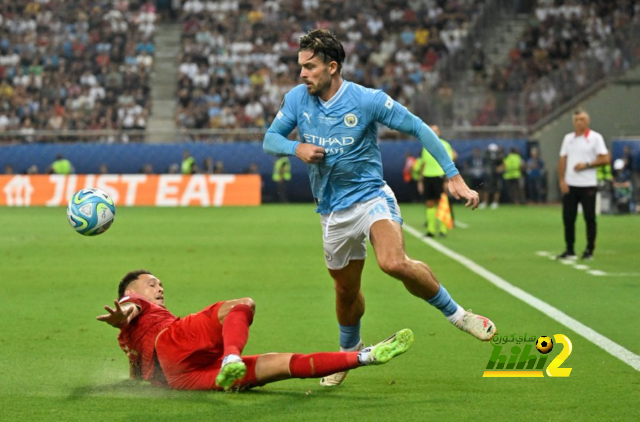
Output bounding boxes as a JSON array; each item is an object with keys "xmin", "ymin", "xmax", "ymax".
[
  {"xmin": 333, "ymin": 280, "xmax": 360, "ymax": 298},
  {"xmin": 378, "ymin": 257, "xmax": 408, "ymax": 278},
  {"xmin": 237, "ymin": 297, "xmax": 256, "ymax": 314}
]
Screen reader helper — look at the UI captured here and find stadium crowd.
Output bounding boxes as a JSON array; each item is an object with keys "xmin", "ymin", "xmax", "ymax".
[
  {"xmin": 474, "ymin": 0, "xmax": 640, "ymax": 126},
  {"xmin": 175, "ymin": 0, "xmax": 640, "ymax": 131},
  {"xmin": 1, "ymin": 0, "xmax": 639, "ymax": 140},
  {"xmin": 0, "ymin": 0, "xmax": 156, "ymax": 142},
  {"xmin": 175, "ymin": 0, "xmax": 482, "ymax": 130}
]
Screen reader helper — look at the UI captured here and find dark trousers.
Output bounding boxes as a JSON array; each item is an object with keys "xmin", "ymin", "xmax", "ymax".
[
  {"xmin": 506, "ymin": 178, "xmax": 524, "ymax": 204},
  {"xmin": 276, "ymin": 181, "xmax": 288, "ymax": 203},
  {"xmin": 562, "ymin": 186, "xmax": 597, "ymax": 252}
]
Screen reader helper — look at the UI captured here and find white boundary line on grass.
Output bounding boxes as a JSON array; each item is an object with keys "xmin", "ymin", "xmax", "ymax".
[
  {"xmin": 454, "ymin": 220, "xmax": 469, "ymax": 229},
  {"xmin": 403, "ymin": 223, "xmax": 640, "ymax": 372},
  {"xmin": 535, "ymin": 251, "xmax": 640, "ymax": 277}
]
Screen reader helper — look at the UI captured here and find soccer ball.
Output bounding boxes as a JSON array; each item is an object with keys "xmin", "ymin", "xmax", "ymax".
[
  {"xmin": 67, "ymin": 188, "xmax": 116, "ymax": 236},
  {"xmin": 536, "ymin": 336, "xmax": 554, "ymax": 354}
]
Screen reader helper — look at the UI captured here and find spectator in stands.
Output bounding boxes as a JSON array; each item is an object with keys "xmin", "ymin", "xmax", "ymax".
[
  {"xmin": 0, "ymin": 112, "xmax": 9, "ymax": 132},
  {"xmin": 244, "ymin": 95, "xmax": 265, "ymax": 128},
  {"xmin": 470, "ymin": 43, "xmax": 487, "ymax": 84},
  {"xmin": 470, "ymin": 0, "xmax": 638, "ymax": 127},
  {"xmin": 436, "ymin": 81, "xmax": 454, "ymax": 127},
  {"xmin": 176, "ymin": 0, "xmax": 481, "ymax": 131},
  {"xmin": 19, "ymin": 118, "xmax": 35, "ymax": 143},
  {"xmin": 0, "ymin": 0, "xmax": 156, "ymax": 142}
]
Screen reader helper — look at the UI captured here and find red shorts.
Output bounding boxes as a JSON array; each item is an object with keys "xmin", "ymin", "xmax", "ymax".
[{"xmin": 155, "ymin": 302, "xmax": 262, "ymax": 391}]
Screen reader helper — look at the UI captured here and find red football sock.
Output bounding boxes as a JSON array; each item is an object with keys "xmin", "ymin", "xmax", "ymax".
[
  {"xmin": 289, "ymin": 352, "xmax": 360, "ymax": 378},
  {"xmin": 221, "ymin": 304, "xmax": 254, "ymax": 356}
]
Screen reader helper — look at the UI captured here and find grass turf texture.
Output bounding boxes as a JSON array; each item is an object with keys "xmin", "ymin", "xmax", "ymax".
[{"xmin": 1, "ymin": 204, "xmax": 639, "ymax": 421}]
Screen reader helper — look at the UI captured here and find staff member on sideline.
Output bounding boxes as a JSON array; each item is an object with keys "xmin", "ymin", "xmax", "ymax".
[
  {"xmin": 272, "ymin": 156, "xmax": 291, "ymax": 203},
  {"xmin": 557, "ymin": 109, "xmax": 610, "ymax": 261},
  {"xmin": 181, "ymin": 150, "xmax": 199, "ymax": 174},
  {"xmin": 49, "ymin": 153, "xmax": 75, "ymax": 174},
  {"xmin": 420, "ymin": 125, "xmax": 456, "ymax": 237}
]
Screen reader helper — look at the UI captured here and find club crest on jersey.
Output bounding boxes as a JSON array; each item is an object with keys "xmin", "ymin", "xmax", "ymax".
[{"xmin": 344, "ymin": 113, "xmax": 358, "ymax": 127}]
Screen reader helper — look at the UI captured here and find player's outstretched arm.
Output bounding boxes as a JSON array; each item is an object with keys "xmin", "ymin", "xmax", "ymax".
[
  {"xmin": 447, "ymin": 174, "xmax": 480, "ymax": 210},
  {"xmin": 393, "ymin": 113, "xmax": 458, "ymax": 179},
  {"xmin": 96, "ymin": 300, "xmax": 140, "ymax": 328}
]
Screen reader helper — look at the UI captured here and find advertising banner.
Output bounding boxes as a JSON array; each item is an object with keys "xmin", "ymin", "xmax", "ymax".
[{"xmin": 0, "ymin": 174, "xmax": 261, "ymax": 206}]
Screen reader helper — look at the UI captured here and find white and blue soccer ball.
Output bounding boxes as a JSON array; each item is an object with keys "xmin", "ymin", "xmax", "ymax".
[{"xmin": 67, "ymin": 188, "xmax": 116, "ymax": 236}]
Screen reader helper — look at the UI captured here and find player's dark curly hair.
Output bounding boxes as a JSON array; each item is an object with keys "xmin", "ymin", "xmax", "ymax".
[
  {"xmin": 118, "ymin": 269, "xmax": 152, "ymax": 298},
  {"xmin": 299, "ymin": 29, "xmax": 345, "ymax": 73}
]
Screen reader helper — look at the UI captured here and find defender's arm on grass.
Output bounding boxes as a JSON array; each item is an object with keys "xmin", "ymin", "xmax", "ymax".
[{"xmin": 96, "ymin": 300, "xmax": 140, "ymax": 328}]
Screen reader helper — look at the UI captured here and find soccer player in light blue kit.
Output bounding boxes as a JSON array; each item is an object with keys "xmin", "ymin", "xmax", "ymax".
[{"xmin": 263, "ymin": 29, "xmax": 497, "ymax": 386}]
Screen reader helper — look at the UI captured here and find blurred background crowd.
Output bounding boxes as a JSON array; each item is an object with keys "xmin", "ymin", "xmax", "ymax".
[
  {"xmin": 1, "ymin": 0, "xmax": 638, "ymax": 136},
  {"xmin": 0, "ymin": 0, "xmax": 156, "ymax": 140}
]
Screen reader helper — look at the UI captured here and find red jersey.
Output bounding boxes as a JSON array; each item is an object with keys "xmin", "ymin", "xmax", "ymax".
[{"xmin": 117, "ymin": 293, "xmax": 178, "ymax": 383}]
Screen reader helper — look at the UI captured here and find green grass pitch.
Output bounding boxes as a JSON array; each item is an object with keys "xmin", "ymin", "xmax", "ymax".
[{"xmin": 1, "ymin": 204, "xmax": 639, "ymax": 421}]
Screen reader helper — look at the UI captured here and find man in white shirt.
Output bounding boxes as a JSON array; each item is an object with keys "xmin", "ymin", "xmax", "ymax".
[{"xmin": 557, "ymin": 109, "xmax": 610, "ymax": 260}]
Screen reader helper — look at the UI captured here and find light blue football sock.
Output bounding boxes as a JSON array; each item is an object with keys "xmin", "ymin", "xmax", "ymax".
[
  {"xmin": 426, "ymin": 285, "xmax": 461, "ymax": 318},
  {"xmin": 339, "ymin": 321, "xmax": 361, "ymax": 350}
]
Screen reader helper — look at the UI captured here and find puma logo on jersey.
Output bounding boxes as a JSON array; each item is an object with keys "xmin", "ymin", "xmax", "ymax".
[{"xmin": 303, "ymin": 112, "xmax": 312, "ymax": 123}]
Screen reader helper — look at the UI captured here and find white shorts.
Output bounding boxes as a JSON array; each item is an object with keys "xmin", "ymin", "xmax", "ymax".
[{"xmin": 321, "ymin": 185, "xmax": 403, "ymax": 270}]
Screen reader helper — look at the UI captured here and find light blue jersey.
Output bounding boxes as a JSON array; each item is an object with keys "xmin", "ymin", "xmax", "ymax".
[{"xmin": 264, "ymin": 80, "xmax": 458, "ymax": 214}]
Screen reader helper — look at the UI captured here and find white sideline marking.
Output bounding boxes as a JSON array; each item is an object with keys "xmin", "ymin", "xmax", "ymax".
[
  {"xmin": 404, "ymin": 223, "xmax": 640, "ymax": 372},
  {"xmin": 454, "ymin": 220, "xmax": 469, "ymax": 229},
  {"xmin": 535, "ymin": 251, "xmax": 640, "ymax": 277}
]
